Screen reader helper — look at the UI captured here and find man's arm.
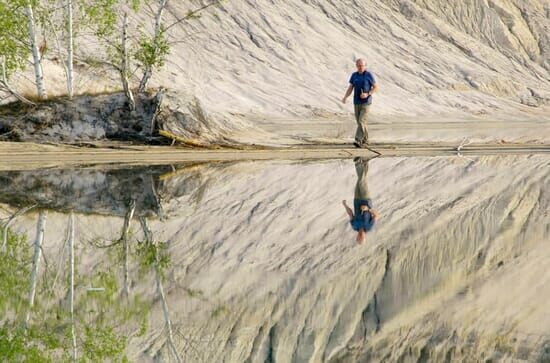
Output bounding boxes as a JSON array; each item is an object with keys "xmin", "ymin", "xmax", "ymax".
[
  {"xmin": 360, "ymin": 83, "xmax": 379, "ymax": 99},
  {"xmin": 371, "ymin": 209, "xmax": 379, "ymax": 221},
  {"xmin": 369, "ymin": 83, "xmax": 379, "ymax": 95},
  {"xmin": 342, "ymin": 200, "xmax": 354, "ymax": 219},
  {"xmin": 342, "ymin": 84, "xmax": 353, "ymax": 104}
]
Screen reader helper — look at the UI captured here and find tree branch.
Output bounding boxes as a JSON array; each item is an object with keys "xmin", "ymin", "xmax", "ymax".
[{"xmin": 164, "ymin": 1, "xmax": 222, "ymax": 32}]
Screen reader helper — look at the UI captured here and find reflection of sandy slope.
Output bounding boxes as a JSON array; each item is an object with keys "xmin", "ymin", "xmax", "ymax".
[
  {"xmin": 138, "ymin": 156, "xmax": 549, "ymax": 362},
  {"xmin": 2, "ymin": 156, "xmax": 548, "ymax": 362}
]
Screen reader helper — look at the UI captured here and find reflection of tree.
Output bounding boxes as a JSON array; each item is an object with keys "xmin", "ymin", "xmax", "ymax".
[
  {"xmin": 0, "ymin": 212, "xmax": 150, "ymax": 361},
  {"xmin": 0, "ymin": 162, "xmax": 225, "ymax": 360},
  {"xmin": 25, "ymin": 210, "xmax": 46, "ymax": 327},
  {"xmin": 138, "ymin": 217, "xmax": 213, "ymax": 362},
  {"xmin": 1, "ymin": 204, "xmax": 35, "ymax": 252},
  {"xmin": 139, "ymin": 217, "xmax": 182, "ymax": 363},
  {"xmin": 0, "ymin": 163, "xmax": 218, "ymax": 219}
]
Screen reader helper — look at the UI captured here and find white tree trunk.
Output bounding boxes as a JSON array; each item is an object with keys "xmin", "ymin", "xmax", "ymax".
[
  {"xmin": 138, "ymin": 0, "xmax": 169, "ymax": 92},
  {"xmin": 121, "ymin": 200, "xmax": 135, "ymax": 297},
  {"xmin": 68, "ymin": 212, "xmax": 77, "ymax": 362},
  {"xmin": 25, "ymin": 210, "xmax": 46, "ymax": 326},
  {"xmin": 25, "ymin": 4, "xmax": 47, "ymax": 99},
  {"xmin": 66, "ymin": 0, "xmax": 74, "ymax": 99},
  {"xmin": 121, "ymin": 13, "xmax": 135, "ymax": 111}
]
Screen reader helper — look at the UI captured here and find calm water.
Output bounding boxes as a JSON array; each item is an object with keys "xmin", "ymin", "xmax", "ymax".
[{"xmin": 0, "ymin": 155, "xmax": 549, "ymax": 362}]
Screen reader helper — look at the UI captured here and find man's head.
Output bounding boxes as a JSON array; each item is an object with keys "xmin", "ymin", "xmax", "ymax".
[
  {"xmin": 355, "ymin": 58, "xmax": 366, "ymax": 73},
  {"xmin": 356, "ymin": 229, "xmax": 367, "ymax": 244}
]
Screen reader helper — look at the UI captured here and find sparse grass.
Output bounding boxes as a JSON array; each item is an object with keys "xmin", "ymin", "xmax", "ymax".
[
  {"xmin": 185, "ymin": 288, "xmax": 204, "ymax": 298},
  {"xmin": 211, "ymin": 305, "xmax": 229, "ymax": 318}
]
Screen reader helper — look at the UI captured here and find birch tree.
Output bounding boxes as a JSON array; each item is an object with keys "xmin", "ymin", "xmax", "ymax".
[
  {"xmin": 66, "ymin": 0, "xmax": 74, "ymax": 98},
  {"xmin": 121, "ymin": 12, "xmax": 136, "ymax": 110},
  {"xmin": 25, "ymin": 1, "xmax": 47, "ymax": 99},
  {"xmin": 136, "ymin": 0, "xmax": 222, "ymax": 93},
  {"xmin": 84, "ymin": 0, "xmax": 141, "ymax": 108},
  {"xmin": 0, "ymin": 1, "xmax": 33, "ymax": 103},
  {"xmin": 136, "ymin": 0, "xmax": 169, "ymax": 92}
]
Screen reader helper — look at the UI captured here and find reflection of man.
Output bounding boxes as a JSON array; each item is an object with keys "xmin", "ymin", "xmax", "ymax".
[
  {"xmin": 341, "ymin": 58, "xmax": 379, "ymax": 148},
  {"xmin": 342, "ymin": 157, "xmax": 379, "ymax": 244}
]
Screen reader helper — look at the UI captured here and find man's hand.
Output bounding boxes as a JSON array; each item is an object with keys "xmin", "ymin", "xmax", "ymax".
[
  {"xmin": 360, "ymin": 92, "xmax": 369, "ymax": 99},
  {"xmin": 342, "ymin": 200, "xmax": 354, "ymax": 219},
  {"xmin": 343, "ymin": 85, "xmax": 353, "ymax": 104},
  {"xmin": 371, "ymin": 209, "xmax": 379, "ymax": 221}
]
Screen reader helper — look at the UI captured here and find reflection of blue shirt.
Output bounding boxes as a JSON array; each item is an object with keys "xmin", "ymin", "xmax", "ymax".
[
  {"xmin": 349, "ymin": 71, "xmax": 376, "ymax": 105},
  {"xmin": 350, "ymin": 199, "xmax": 375, "ymax": 231}
]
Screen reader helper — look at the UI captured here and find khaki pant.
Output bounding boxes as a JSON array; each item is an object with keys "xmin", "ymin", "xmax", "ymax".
[
  {"xmin": 354, "ymin": 158, "xmax": 370, "ymax": 200},
  {"xmin": 354, "ymin": 104, "xmax": 370, "ymax": 144}
]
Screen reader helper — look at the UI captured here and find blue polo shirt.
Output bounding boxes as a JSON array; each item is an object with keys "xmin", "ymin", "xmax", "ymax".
[
  {"xmin": 350, "ymin": 199, "xmax": 375, "ymax": 232},
  {"xmin": 349, "ymin": 71, "xmax": 376, "ymax": 105}
]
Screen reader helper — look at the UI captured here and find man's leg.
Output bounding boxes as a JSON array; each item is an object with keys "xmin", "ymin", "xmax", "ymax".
[
  {"xmin": 358, "ymin": 104, "xmax": 370, "ymax": 145},
  {"xmin": 354, "ymin": 104, "xmax": 364, "ymax": 145},
  {"xmin": 354, "ymin": 158, "xmax": 370, "ymax": 200}
]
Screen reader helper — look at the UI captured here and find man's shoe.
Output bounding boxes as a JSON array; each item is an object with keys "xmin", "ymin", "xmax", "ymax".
[{"xmin": 353, "ymin": 141, "xmax": 362, "ymax": 148}]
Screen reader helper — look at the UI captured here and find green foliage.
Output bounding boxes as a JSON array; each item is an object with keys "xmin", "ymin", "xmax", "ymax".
[
  {"xmin": 83, "ymin": 0, "xmax": 119, "ymax": 38},
  {"xmin": 136, "ymin": 241, "xmax": 171, "ymax": 277},
  {"xmin": 134, "ymin": 27, "xmax": 170, "ymax": 69},
  {"xmin": 85, "ymin": 268, "xmax": 119, "ymax": 319},
  {"xmin": 0, "ymin": 227, "xmax": 154, "ymax": 362},
  {"xmin": 0, "ymin": 228, "xmax": 30, "ymax": 317},
  {"xmin": 82, "ymin": 326, "xmax": 127, "ymax": 362},
  {"xmin": 84, "ymin": 0, "xmax": 144, "ymax": 39},
  {"xmin": 0, "ymin": 325, "xmax": 56, "ymax": 363},
  {"xmin": 0, "ymin": 0, "xmax": 30, "ymax": 78}
]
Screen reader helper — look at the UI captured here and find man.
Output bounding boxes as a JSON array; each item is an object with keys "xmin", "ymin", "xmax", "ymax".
[
  {"xmin": 342, "ymin": 157, "xmax": 379, "ymax": 244},
  {"xmin": 342, "ymin": 58, "xmax": 379, "ymax": 147}
]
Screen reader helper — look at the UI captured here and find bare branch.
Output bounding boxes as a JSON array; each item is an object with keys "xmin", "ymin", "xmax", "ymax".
[
  {"xmin": 164, "ymin": 1, "xmax": 222, "ymax": 32},
  {"xmin": 44, "ymin": 16, "xmax": 69, "ymax": 83},
  {"xmin": 1, "ymin": 204, "xmax": 36, "ymax": 252},
  {"xmin": 0, "ymin": 57, "xmax": 36, "ymax": 106}
]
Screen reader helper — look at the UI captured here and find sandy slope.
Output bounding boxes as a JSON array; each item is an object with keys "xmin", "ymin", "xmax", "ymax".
[
  {"xmin": 2, "ymin": 154, "xmax": 549, "ymax": 362},
  {"xmin": 7, "ymin": 0, "xmax": 549, "ymax": 145}
]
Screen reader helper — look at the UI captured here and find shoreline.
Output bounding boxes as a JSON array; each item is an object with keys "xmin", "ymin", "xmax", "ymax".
[{"xmin": 1, "ymin": 141, "xmax": 548, "ymax": 171}]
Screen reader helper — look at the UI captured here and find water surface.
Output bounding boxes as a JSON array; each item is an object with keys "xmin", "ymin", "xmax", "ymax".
[{"xmin": 0, "ymin": 155, "xmax": 549, "ymax": 362}]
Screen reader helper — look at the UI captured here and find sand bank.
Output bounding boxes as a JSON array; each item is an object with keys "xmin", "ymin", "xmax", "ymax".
[{"xmin": 1, "ymin": 140, "xmax": 549, "ymax": 171}]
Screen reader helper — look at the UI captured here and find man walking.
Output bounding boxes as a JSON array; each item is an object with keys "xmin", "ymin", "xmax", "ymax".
[{"xmin": 342, "ymin": 58, "xmax": 379, "ymax": 147}]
